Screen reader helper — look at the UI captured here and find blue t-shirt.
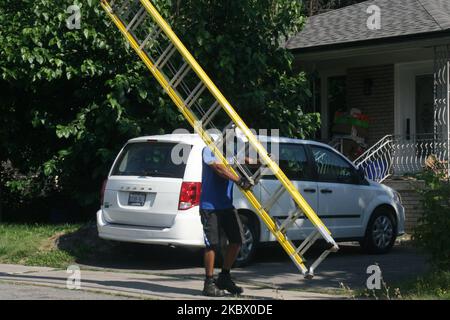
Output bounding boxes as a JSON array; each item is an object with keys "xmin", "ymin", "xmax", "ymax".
[{"xmin": 200, "ymin": 147, "xmax": 234, "ymax": 210}]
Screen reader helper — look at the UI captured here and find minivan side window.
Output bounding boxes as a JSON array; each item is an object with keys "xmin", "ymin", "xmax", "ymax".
[
  {"xmin": 112, "ymin": 142, "xmax": 191, "ymax": 178},
  {"xmin": 262, "ymin": 143, "xmax": 312, "ymax": 181},
  {"xmin": 311, "ymin": 146, "xmax": 355, "ymax": 184}
]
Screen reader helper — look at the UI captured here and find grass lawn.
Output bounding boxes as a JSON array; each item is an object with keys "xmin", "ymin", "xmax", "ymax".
[
  {"xmin": 0, "ymin": 223, "xmax": 82, "ymax": 268},
  {"xmin": 393, "ymin": 270, "xmax": 450, "ymax": 299},
  {"xmin": 354, "ymin": 270, "xmax": 450, "ymax": 300}
]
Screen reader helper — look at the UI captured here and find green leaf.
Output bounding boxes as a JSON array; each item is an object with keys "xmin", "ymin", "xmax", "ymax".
[{"xmin": 138, "ymin": 89, "xmax": 148, "ymax": 100}]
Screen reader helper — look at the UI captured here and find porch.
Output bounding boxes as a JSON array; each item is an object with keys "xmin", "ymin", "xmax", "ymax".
[
  {"xmin": 285, "ymin": 0, "xmax": 450, "ymax": 233},
  {"xmin": 290, "ymin": 43, "xmax": 450, "ymax": 182},
  {"xmin": 286, "ymin": 0, "xmax": 450, "ymax": 182}
]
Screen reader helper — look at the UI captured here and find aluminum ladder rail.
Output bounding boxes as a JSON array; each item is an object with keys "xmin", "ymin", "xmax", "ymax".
[{"xmin": 101, "ymin": 0, "xmax": 339, "ymax": 278}]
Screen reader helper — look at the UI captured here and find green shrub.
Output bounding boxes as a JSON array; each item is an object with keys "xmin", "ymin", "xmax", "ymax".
[
  {"xmin": 413, "ymin": 170, "xmax": 450, "ymax": 270},
  {"xmin": 0, "ymin": 1, "xmax": 319, "ymax": 219}
]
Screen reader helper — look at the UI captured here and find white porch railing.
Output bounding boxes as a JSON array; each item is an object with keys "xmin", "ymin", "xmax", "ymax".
[{"xmin": 353, "ymin": 134, "xmax": 449, "ymax": 182}]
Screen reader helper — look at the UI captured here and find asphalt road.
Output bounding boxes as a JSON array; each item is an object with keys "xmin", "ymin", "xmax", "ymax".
[{"xmin": 0, "ymin": 282, "xmax": 129, "ymax": 300}]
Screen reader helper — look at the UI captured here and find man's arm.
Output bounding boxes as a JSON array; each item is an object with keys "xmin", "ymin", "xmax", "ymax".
[
  {"xmin": 203, "ymin": 147, "xmax": 254, "ymax": 189},
  {"xmin": 209, "ymin": 163, "xmax": 240, "ymax": 183},
  {"xmin": 209, "ymin": 162, "xmax": 254, "ymax": 190}
]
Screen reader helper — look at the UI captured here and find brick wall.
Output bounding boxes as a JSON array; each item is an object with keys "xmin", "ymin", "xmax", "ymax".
[
  {"xmin": 384, "ymin": 179, "xmax": 425, "ymax": 233},
  {"xmin": 346, "ymin": 65, "xmax": 395, "ymax": 146}
]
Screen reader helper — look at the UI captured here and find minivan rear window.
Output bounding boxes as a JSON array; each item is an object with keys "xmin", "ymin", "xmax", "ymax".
[{"xmin": 111, "ymin": 142, "xmax": 191, "ymax": 178}]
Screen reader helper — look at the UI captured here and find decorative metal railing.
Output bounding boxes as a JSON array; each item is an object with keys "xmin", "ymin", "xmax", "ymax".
[
  {"xmin": 354, "ymin": 134, "xmax": 449, "ymax": 182},
  {"xmin": 354, "ymin": 135, "xmax": 393, "ymax": 182},
  {"xmin": 353, "ymin": 45, "xmax": 450, "ymax": 183}
]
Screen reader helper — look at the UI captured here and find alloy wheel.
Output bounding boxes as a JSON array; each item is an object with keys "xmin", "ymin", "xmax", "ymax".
[
  {"xmin": 236, "ymin": 224, "xmax": 254, "ymax": 263},
  {"xmin": 372, "ymin": 215, "xmax": 394, "ymax": 249}
]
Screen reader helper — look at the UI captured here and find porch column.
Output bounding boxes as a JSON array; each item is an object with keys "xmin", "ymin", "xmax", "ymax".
[
  {"xmin": 320, "ymin": 74, "xmax": 328, "ymax": 140},
  {"xmin": 448, "ymin": 59, "xmax": 450, "ymax": 177},
  {"xmin": 433, "ymin": 45, "xmax": 450, "ymax": 176}
]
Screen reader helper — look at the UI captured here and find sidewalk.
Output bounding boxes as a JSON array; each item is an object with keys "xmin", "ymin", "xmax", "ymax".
[{"xmin": 0, "ymin": 264, "xmax": 341, "ymax": 300}]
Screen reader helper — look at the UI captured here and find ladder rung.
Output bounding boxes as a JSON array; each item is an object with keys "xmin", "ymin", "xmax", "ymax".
[
  {"xmin": 200, "ymin": 101, "xmax": 220, "ymax": 128},
  {"xmin": 295, "ymin": 230, "xmax": 320, "ymax": 256},
  {"xmin": 279, "ymin": 208, "xmax": 303, "ymax": 234},
  {"xmin": 114, "ymin": 0, "xmax": 130, "ymax": 12},
  {"xmin": 139, "ymin": 27, "xmax": 162, "ymax": 50},
  {"xmin": 126, "ymin": 6, "xmax": 146, "ymax": 31},
  {"xmin": 263, "ymin": 184, "xmax": 286, "ymax": 212},
  {"xmin": 155, "ymin": 43, "xmax": 177, "ymax": 69},
  {"xmin": 305, "ymin": 244, "xmax": 339, "ymax": 279},
  {"xmin": 184, "ymin": 82, "xmax": 206, "ymax": 108},
  {"xmin": 214, "ymin": 122, "xmax": 235, "ymax": 152},
  {"xmin": 170, "ymin": 62, "xmax": 191, "ymax": 88},
  {"xmin": 251, "ymin": 164, "xmax": 271, "ymax": 185},
  {"xmin": 232, "ymin": 143, "xmax": 259, "ymax": 183},
  {"xmin": 116, "ymin": 0, "xmax": 133, "ymax": 18},
  {"xmin": 235, "ymin": 141, "xmax": 250, "ymax": 160}
]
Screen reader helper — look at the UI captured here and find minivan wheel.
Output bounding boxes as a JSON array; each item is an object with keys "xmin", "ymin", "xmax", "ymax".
[
  {"xmin": 361, "ymin": 210, "xmax": 396, "ymax": 254},
  {"xmin": 234, "ymin": 215, "xmax": 258, "ymax": 267}
]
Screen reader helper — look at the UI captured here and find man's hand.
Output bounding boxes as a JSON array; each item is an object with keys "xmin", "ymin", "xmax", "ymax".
[{"xmin": 237, "ymin": 177, "xmax": 254, "ymax": 190}]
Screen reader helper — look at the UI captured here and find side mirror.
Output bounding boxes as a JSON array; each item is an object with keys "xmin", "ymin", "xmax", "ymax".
[{"xmin": 357, "ymin": 167, "xmax": 366, "ymax": 181}]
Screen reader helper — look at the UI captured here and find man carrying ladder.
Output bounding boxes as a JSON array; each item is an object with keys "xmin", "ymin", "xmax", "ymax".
[{"xmin": 200, "ymin": 145, "xmax": 253, "ymax": 296}]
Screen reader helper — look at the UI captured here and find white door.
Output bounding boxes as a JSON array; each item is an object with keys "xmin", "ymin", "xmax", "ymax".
[
  {"xmin": 395, "ymin": 62, "xmax": 434, "ymax": 174},
  {"xmin": 395, "ymin": 61, "xmax": 433, "ymax": 137},
  {"xmin": 309, "ymin": 145, "xmax": 372, "ymax": 238},
  {"xmin": 259, "ymin": 143, "xmax": 318, "ymax": 240}
]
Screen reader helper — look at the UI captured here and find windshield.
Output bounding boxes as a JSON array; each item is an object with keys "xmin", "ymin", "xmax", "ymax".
[{"xmin": 111, "ymin": 142, "xmax": 191, "ymax": 178}]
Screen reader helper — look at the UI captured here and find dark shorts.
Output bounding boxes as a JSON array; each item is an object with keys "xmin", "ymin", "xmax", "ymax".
[{"xmin": 199, "ymin": 208, "xmax": 245, "ymax": 249}]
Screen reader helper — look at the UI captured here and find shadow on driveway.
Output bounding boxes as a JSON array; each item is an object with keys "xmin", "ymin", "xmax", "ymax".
[{"xmin": 56, "ymin": 224, "xmax": 429, "ymax": 291}]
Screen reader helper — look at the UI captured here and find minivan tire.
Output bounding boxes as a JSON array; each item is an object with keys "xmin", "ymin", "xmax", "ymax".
[
  {"xmin": 234, "ymin": 214, "xmax": 258, "ymax": 267},
  {"xmin": 360, "ymin": 209, "xmax": 397, "ymax": 254}
]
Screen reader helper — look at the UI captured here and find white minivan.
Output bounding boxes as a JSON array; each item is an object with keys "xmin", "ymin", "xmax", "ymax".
[{"xmin": 97, "ymin": 134, "xmax": 405, "ymax": 265}]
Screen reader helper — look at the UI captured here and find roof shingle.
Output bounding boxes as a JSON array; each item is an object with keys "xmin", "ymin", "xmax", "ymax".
[{"xmin": 286, "ymin": 0, "xmax": 450, "ymax": 50}]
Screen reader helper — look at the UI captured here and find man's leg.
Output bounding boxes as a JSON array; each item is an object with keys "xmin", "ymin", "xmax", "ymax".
[
  {"xmin": 200, "ymin": 209, "xmax": 225, "ymax": 297},
  {"xmin": 223, "ymin": 243, "xmax": 240, "ymax": 271},
  {"xmin": 204, "ymin": 248, "xmax": 215, "ymax": 277},
  {"xmin": 216, "ymin": 209, "xmax": 245, "ymax": 295}
]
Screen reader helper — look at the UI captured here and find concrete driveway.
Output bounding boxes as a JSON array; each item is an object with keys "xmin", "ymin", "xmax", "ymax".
[
  {"xmin": 0, "ymin": 242, "xmax": 428, "ymax": 299},
  {"xmin": 79, "ymin": 241, "xmax": 429, "ymax": 293}
]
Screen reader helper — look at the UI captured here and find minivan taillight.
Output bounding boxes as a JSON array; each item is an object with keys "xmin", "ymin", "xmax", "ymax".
[
  {"xmin": 100, "ymin": 179, "xmax": 107, "ymax": 205},
  {"xmin": 178, "ymin": 182, "xmax": 201, "ymax": 210}
]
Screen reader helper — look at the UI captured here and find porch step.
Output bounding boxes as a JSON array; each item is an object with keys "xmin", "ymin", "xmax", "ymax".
[{"xmin": 383, "ymin": 178, "xmax": 425, "ymax": 233}]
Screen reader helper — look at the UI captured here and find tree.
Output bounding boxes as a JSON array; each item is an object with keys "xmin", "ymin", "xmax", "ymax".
[
  {"xmin": 0, "ymin": 0, "xmax": 186, "ymax": 218},
  {"xmin": 304, "ymin": 0, "xmax": 367, "ymax": 16},
  {"xmin": 0, "ymin": 0, "xmax": 317, "ymax": 219}
]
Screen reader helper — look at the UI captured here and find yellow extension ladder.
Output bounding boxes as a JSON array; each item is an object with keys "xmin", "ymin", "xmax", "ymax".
[{"xmin": 101, "ymin": 0, "xmax": 339, "ymax": 278}]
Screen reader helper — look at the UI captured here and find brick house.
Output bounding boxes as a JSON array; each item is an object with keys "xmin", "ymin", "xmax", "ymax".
[{"xmin": 286, "ymin": 0, "xmax": 450, "ymax": 231}]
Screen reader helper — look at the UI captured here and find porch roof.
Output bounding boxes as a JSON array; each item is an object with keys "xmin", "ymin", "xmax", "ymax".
[{"xmin": 286, "ymin": 0, "xmax": 450, "ymax": 52}]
